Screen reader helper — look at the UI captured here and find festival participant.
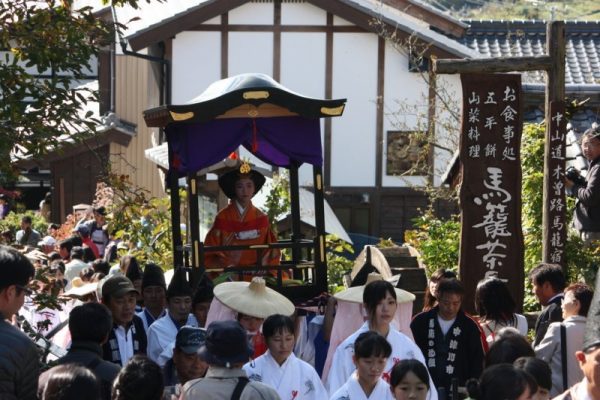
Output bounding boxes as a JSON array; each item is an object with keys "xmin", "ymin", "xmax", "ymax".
[
  {"xmin": 85, "ymin": 206, "xmax": 110, "ymax": 258},
  {"xmin": 191, "ymin": 274, "xmax": 213, "ymax": 328},
  {"xmin": 410, "ymin": 278, "xmax": 485, "ymax": 396},
  {"xmin": 147, "ymin": 268, "xmax": 198, "ymax": 365},
  {"xmin": 163, "ymin": 326, "xmax": 208, "ymax": 399},
  {"xmin": 513, "ymin": 357, "xmax": 552, "ymax": 400},
  {"xmin": 529, "ymin": 263, "xmax": 565, "ymax": 346},
  {"xmin": 243, "ymin": 314, "xmax": 327, "ymax": 400},
  {"xmin": 475, "ymin": 277, "xmax": 528, "ymax": 345},
  {"xmin": 327, "ymin": 278, "xmax": 436, "ymax": 399},
  {"xmin": 329, "ymin": 331, "xmax": 394, "ymax": 400},
  {"xmin": 204, "ymin": 162, "xmax": 280, "ymax": 276},
  {"xmin": 464, "ymin": 364, "xmax": 537, "ymax": 400},
  {"xmin": 389, "ymin": 359, "xmax": 431, "ymax": 400},
  {"xmin": 534, "ymin": 283, "xmax": 593, "ymax": 396},
  {"xmin": 422, "ymin": 269, "xmax": 456, "ymax": 312},
  {"xmin": 137, "ymin": 263, "xmax": 167, "ymax": 332},
  {"xmin": 209, "ymin": 276, "xmax": 295, "ymax": 360}
]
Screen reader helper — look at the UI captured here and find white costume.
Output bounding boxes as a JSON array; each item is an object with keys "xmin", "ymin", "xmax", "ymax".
[
  {"xmin": 326, "ymin": 322, "xmax": 437, "ymax": 400},
  {"xmin": 136, "ymin": 308, "xmax": 166, "ymax": 333},
  {"xmin": 146, "ymin": 311, "xmax": 197, "ymax": 365},
  {"xmin": 243, "ymin": 351, "xmax": 327, "ymax": 400},
  {"xmin": 329, "ymin": 373, "xmax": 394, "ymax": 400}
]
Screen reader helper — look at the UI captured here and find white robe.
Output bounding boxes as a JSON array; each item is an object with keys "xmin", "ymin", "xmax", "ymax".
[
  {"xmin": 329, "ymin": 373, "xmax": 394, "ymax": 400},
  {"xmin": 326, "ymin": 322, "xmax": 437, "ymax": 400},
  {"xmin": 243, "ymin": 352, "xmax": 328, "ymax": 400},
  {"xmin": 136, "ymin": 308, "xmax": 166, "ymax": 333},
  {"xmin": 146, "ymin": 311, "xmax": 197, "ymax": 366}
]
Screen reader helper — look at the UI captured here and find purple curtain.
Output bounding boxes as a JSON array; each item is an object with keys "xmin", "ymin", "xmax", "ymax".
[{"xmin": 167, "ymin": 116, "xmax": 322, "ymax": 175}]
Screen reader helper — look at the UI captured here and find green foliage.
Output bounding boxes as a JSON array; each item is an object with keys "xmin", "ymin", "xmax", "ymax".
[
  {"xmin": 0, "ymin": 211, "xmax": 48, "ymax": 240},
  {"xmin": 262, "ymin": 169, "xmax": 291, "ymax": 235},
  {"xmin": 326, "ymin": 234, "xmax": 354, "ymax": 293}
]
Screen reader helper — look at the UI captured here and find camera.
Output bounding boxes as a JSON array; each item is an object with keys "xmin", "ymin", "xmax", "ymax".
[{"xmin": 566, "ymin": 166, "xmax": 587, "ymax": 186}]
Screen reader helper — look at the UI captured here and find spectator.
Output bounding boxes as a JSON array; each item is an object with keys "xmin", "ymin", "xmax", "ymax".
[
  {"xmin": 163, "ymin": 326, "xmax": 208, "ymax": 399},
  {"xmin": 75, "ymin": 224, "xmax": 100, "ymax": 260},
  {"xmin": 64, "ymin": 246, "xmax": 89, "ymax": 288},
  {"xmin": 147, "ymin": 268, "xmax": 197, "ymax": 365},
  {"xmin": 181, "ymin": 320, "xmax": 280, "ymax": 400},
  {"xmin": 85, "ymin": 206, "xmax": 110, "ymax": 258},
  {"xmin": 40, "ymin": 364, "xmax": 100, "ymax": 400},
  {"xmin": 38, "ymin": 236, "xmax": 57, "ymax": 255},
  {"xmin": 243, "ymin": 314, "xmax": 327, "ymax": 400},
  {"xmin": 0, "ymin": 245, "xmax": 38, "ymax": 400},
  {"xmin": 47, "ymin": 223, "xmax": 60, "ymax": 237},
  {"xmin": 92, "ymin": 259, "xmax": 111, "ymax": 276},
  {"xmin": 465, "ymin": 364, "xmax": 537, "ymax": 400},
  {"xmin": 485, "ymin": 329, "xmax": 535, "ymax": 367},
  {"xmin": 535, "ymin": 283, "xmax": 593, "ymax": 396},
  {"xmin": 39, "ymin": 192, "xmax": 51, "ymax": 222},
  {"xmin": 137, "ymin": 263, "xmax": 166, "ymax": 333},
  {"xmin": 411, "ymin": 278, "xmax": 486, "ymax": 395},
  {"xmin": 191, "ymin": 273, "xmax": 213, "ymax": 328},
  {"xmin": 100, "ymin": 275, "xmax": 147, "ymax": 366},
  {"xmin": 529, "ymin": 263, "xmax": 566, "ymax": 346},
  {"xmin": 38, "ymin": 303, "xmax": 119, "ymax": 400},
  {"xmin": 390, "ymin": 359, "xmax": 431, "ymax": 400},
  {"xmin": 16, "ymin": 215, "xmax": 42, "ymax": 247},
  {"xmin": 513, "ymin": 357, "xmax": 552, "ymax": 400},
  {"xmin": 112, "ymin": 355, "xmax": 163, "ymax": 400},
  {"xmin": 58, "ymin": 238, "xmax": 74, "ymax": 261},
  {"xmin": 125, "ymin": 259, "xmax": 144, "ymax": 311},
  {"xmin": 475, "ymin": 277, "xmax": 528, "ymax": 345},
  {"xmin": 0, "ymin": 193, "xmax": 10, "ymax": 219},
  {"xmin": 422, "ymin": 269, "xmax": 456, "ymax": 312}
]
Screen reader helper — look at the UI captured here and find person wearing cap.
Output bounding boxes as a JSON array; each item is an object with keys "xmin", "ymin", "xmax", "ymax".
[
  {"xmin": 137, "ymin": 263, "xmax": 167, "ymax": 332},
  {"xmin": 410, "ymin": 278, "xmax": 485, "ymax": 398},
  {"xmin": 147, "ymin": 268, "xmax": 198, "ymax": 366},
  {"xmin": 181, "ymin": 320, "xmax": 281, "ymax": 400},
  {"xmin": 243, "ymin": 314, "xmax": 328, "ymax": 400},
  {"xmin": 163, "ymin": 326, "xmax": 208, "ymax": 399},
  {"xmin": 554, "ymin": 274, "xmax": 600, "ymax": 400},
  {"xmin": 566, "ymin": 125, "xmax": 600, "ymax": 246},
  {"xmin": 327, "ymin": 278, "xmax": 437, "ymax": 399},
  {"xmin": 38, "ymin": 235, "xmax": 57, "ymax": 255},
  {"xmin": 84, "ymin": 206, "xmax": 110, "ymax": 257},
  {"xmin": 204, "ymin": 162, "xmax": 280, "ymax": 277},
  {"xmin": 75, "ymin": 224, "xmax": 100, "ymax": 260},
  {"xmin": 15, "ymin": 215, "xmax": 41, "ymax": 247},
  {"xmin": 192, "ymin": 273, "xmax": 213, "ymax": 328},
  {"xmin": 101, "ymin": 275, "xmax": 147, "ymax": 366}
]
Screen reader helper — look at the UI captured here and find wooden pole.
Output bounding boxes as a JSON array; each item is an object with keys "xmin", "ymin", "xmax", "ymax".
[{"xmin": 434, "ymin": 55, "xmax": 552, "ymax": 75}]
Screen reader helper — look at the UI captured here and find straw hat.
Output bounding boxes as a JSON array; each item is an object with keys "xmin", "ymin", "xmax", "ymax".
[
  {"xmin": 63, "ymin": 278, "xmax": 98, "ymax": 298},
  {"xmin": 334, "ymin": 272, "xmax": 415, "ymax": 304},
  {"xmin": 213, "ymin": 277, "xmax": 295, "ymax": 319}
]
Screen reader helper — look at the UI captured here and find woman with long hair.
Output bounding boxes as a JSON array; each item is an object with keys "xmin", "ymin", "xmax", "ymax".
[
  {"xmin": 466, "ymin": 363, "xmax": 537, "ymax": 400},
  {"xmin": 422, "ymin": 269, "xmax": 456, "ymax": 312}
]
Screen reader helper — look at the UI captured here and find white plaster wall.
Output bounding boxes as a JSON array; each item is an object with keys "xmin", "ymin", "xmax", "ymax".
[
  {"xmin": 203, "ymin": 16, "xmax": 220, "ymax": 24},
  {"xmin": 228, "ymin": 32, "xmax": 273, "ymax": 77},
  {"xmin": 281, "ymin": 2, "xmax": 326, "ymax": 25},
  {"xmin": 281, "ymin": 32, "xmax": 327, "ymax": 186},
  {"xmin": 434, "ymin": 74, "xmax": 462, "ymax": 186},
  {"xmin": 331, "ymin": 33, "xmax": 378, "ymax": 187},
  {"xmin": 333, "ymin": 15, "xmax": 353, "ymax": 25},
  {"xmin": 229, "ymin": 3, "xmax": 273, "ymax": 24},
  {"xmin": 382, "ymin": 42, "xmax": 428, "ymax": 187},
  {"xmin": 172, "ymin": 32, "xmax": 221, "ymax": 103}
]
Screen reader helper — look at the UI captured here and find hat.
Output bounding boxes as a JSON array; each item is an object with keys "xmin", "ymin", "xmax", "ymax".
[
  {"xmin": 167, "ymin": 268, "xmax": 193, "ymax": 298},
  {"xmin": 101, "ymin": 275, "xmax": 138, "ymax": 299},
  {"xmin": 74, "ymin": 224, "xmax": 90, "ymax": 237},
  {"xmin": 63, "ymin": 280, "xmax": 98, "ymax": 298},
  {"xmin": 198, "ymin": 320, "xmax": 253, "ymax": 367},
  {"xmin": 193, "ymin": 273, "xmax": 214, "ymax": 305},
  {"xmin": 213, "ymin": 277, "xmax": 295, "ymax": 319},
  {"xmin": 217, "ymin": 162, "xmax": 266, "ymax": 200},
  {"xmin": 334, "ymin": 272, "xmax": 415, "ymax": 304},
  {"xmin": 176, "ymin": 326, "xmax": 207, "ymax": 354},
  {"xmin": 93, "ymin": 206, "xmax": 106, "ymax": 216},
  {"xmin": 126, "ymin": 261, "xmax": 143, "ymax": 282},
  {"xmin": 142, "ymin": 263, "xmax": 166, "ymax": 291},
  {"xmin": 583, "ymin": 272, "xmax": 600, "ymax": 352},
  {"xmin": 38, "ymin": 236, "xmax": 57, "ymax": 247}
]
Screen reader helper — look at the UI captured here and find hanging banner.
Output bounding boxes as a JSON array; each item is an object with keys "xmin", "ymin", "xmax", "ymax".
[{"xmin": 458, "ymin": 73, "xmax": 524, "ymax": 313}]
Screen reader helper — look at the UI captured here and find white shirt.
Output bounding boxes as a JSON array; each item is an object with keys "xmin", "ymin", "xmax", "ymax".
[
  {"xmin": 147, "ymin": 311, "xmax": 197, "ymax": 366},
  {"xmin": 114, "ymin": 324, "xmax": 134, "ymax": 366},
  {"xmin": 437, "ymin": 316, "xmax": 456, "ymax": 336},
  {"xmin": 64, "ymin": 259, "xmax": 89, "ymax": 286},
  {"xmin": 136, "ymin": 308, "xmax": 166, "ymax": 333},
  {"xmin": 243, "ymin": 351, "xmax": 328, "ymax": 400},
  {"xmin": 326, "ymin": 322, "xmax": 437, "ymax": 400},
  {"xmin": 329, "ymin": 373, "xmax": 394, "ymax": 400}
]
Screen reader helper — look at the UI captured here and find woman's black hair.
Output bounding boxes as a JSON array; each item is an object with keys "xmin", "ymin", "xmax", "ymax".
[
  {"xmin": 389, "ymin": 359, "xmax": 430, "ymax": 389},
  {"xmin": 112, "ymin": 355, "xmax": 164, "ymax": 400},
  {"xmin": 354, "ymin": 331, "xmax": 392, "ymax": 359},
  {"xmin": 514, "ymin": 357, "xmax": 552, "ymax": 392},
  {"xmin": 475, "ymin": 278, "xmax": 517, "ymax": 323},
  {"xmin": 363, "ymin": 280, "xmax": 396, "ymax": 320},
  {"xmin": 42, "ymin": 364, "xmax": 100, "ymax": 400},
  {"xmin": 466, "ymin": 363, "xmax": 537, "ymax": 400},
  {"xmin": 423, "ymin": 269, "xmax": 457, "ymax": 311},
  {"xmin": 485, "ymin": 331, "xmax": 535, "ymax": 367},
  {"xmin": 262, "ymin": 314, "xmax": 295, "ymax": 340}
]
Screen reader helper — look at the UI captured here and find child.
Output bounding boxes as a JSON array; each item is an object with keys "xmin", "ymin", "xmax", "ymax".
[
  {"xmin": 390, "ymin": 359, "xmax": 430, "ymax": 400},
  {"xmin": 329, "ymin": 331, "xmax": 394, "ymax": 400}
]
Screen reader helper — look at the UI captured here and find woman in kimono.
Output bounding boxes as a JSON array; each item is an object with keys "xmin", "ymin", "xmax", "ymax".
[
  {"xmin": 326, "ymin": 279, "xmax": 437, "ymax": 400},
  {"xmin": 204, "ymin": 162, "xmax": 280, "ymax": 277},
  {"xmin": 330, "ymin": 331, "xmax": 394, "ymax": 400},
  {"xmin": 243, "ymin": 314, "xmax": 328, "ymax": 400},
  {"xmin": 390, "ymin": 359, "xmax": 431, "ymax": 400}
]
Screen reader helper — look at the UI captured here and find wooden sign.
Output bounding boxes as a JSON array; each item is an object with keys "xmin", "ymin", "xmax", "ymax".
[{"xmin": 458, "ymin": 73, "xmax": 525, "ymax": 312}]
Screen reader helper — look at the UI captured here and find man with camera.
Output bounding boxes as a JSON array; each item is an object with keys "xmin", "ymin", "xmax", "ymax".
[{"xmin": 565, "ymin": 125, "xmax": 600, "ymax": 246}]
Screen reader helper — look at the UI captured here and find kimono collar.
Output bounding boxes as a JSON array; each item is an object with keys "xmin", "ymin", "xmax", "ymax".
[{"xmin": 266, "ymin": 350, "xmax": 294, "ymax": 369}]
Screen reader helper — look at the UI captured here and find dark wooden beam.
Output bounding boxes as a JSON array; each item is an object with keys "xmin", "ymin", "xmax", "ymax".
[
  {"xmin": 221, "ymin": 13, "xmax": 228, "ymax": 79},
  {"xmin": 324, "ymin": 12, "xmax": 333, "ymax": 188},
  {"xmin": 434, "ymin": 55, "xmax": 553, "ymax": 74}
]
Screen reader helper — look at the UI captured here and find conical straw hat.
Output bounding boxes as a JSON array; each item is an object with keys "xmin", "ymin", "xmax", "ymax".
[
  {"xmin": 213, "ymin": 277, "xmax": 295, "ymax": 319},
  {"xmin": 334, "ymin": 272, "xmax": 415, "ymax": 304}
]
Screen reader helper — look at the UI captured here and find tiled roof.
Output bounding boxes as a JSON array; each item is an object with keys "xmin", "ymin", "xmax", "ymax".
[{"xmin": 458, "ymin": 20, "xmax": 600, "ymax": 85}]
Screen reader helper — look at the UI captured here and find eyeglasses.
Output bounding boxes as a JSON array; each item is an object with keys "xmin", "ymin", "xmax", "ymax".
[{"xmin": 15, "ymin": 285, "xmax": 33, "ymax": 296}]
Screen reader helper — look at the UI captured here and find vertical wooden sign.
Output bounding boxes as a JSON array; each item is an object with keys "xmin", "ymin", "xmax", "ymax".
[
  {"xmin": 543, "ymin": 101, "xmax": 567, "ymax": 265},
  {"xmin": 459, "ymin": 73, "xmax": 525, "ymax": 313}
]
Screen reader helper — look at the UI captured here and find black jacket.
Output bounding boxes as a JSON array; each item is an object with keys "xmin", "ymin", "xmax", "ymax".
[
  {"xmin": 0, "ymin": 319, "xmax": 40, "ymax": 400},
  {"xmin": 533, "ymin": 294, "xmax": 564, "ymax": 347},
  {"xmin": 571, "ymin": 157, "xmax": 600, "ymax": 232}
]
